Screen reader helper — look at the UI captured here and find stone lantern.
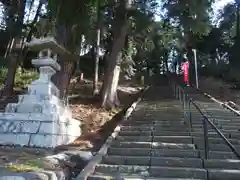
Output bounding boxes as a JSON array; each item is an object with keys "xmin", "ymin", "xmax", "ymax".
[{"xmin": 0, "ymin": 37, "xmax": 81, "ymax": 148}]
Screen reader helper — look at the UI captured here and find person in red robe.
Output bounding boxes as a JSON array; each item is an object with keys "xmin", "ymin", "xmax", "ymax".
[{"xmin": 182, "ymin": 61, "xmax": 189, "ymax": 86}]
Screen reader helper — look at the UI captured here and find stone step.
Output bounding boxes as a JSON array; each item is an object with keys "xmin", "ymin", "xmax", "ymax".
[
  {"xmin": 190, "ymin": 124, "xmax": 240, "ymax": 130},
  {"xmin": 102, "ymin": 155, "xmax": 240, "ymax": 170},
  {"xmin": 87, "ymin": 175, "xmax": 203, "ymax": 180},
  {"xmin": 119, "ymin": 130, "xmax": 231, "ymax": 138},
  {"xmin": 209, "ymin": 118, "xmax": 240, "ymax": 123},
  {"xmin": 208, "ymin": 169, "xmax": 240, "ymax": 180},
  {"xmin": 102, "ymin": 155, "xmax": 203, "ymax": 168},
  {"xmin": 118, "ymin": 131, "xmax": 152, "ymax": 136},
  {"xmin": 116, "ymin": 135, "xmax": 152, "ymax": 142},
  {"xmin": 108, "ymin": 147, "xmax": 151, "ymax": 156},
  {"xmin": 122, "ymin": 120, "xmax": 185, "ymax": 125},
  {"xmin": 204, "ymin": 159, "xmax": 240, "ymax": 169},
  {"xmin": 191, "ymin": 132, "xmax": 230, "ymax": 138},
  {"xmin": 111, "ymin": 141, "xmax": 196, "ymax": 150},
  {"xmin": 191, "ymin": 120, "xmax": 240, "ymax": 125},
  {"xmin": 121, "ymin": 127, "xmax": 191, "ymax": 133},
  {"xmin": 196, "ymin": 143, "xmax": 240, "ymax": 152},
  {"xmin": 229, "ymin": 132, "xmax": 240, "ymax": 139},
  {"xmin": 121, "ymin": 124, "xmax": 239, "ymax": 131},
  {"xmin": 120, "ymin": 127, "xmax": 194, "ymax": 132},
  {"xmin": 108, "ymin": 147, "xmax": 240, "ymax": 160},
  {"xmin": 199, "ymin": 151, "xmax": 238, "ymax": 159},
  {"xmin": 94, "ymin": 165, "xmax": 207, "ymax": 179},
  {"xmin": 108, "ymin": 148, "xmax": 200, "ymax": 158},
  {"xmin": 120, "ymin": 126, "xmax": 153, "ymax": 131},
  {"xmin": 117, "ymin": 136, "xmax": 193, "ymax": 144},
  {"xmin": 116, "ymin": 136, "xmax": 240, "ymax": 146},
  {"xmin": 123, "ymin": 120, "xmax": 240, "ymax": 127},
  {"xmin": 193, "ymin": 137, "xmax": 240, "ymax": 145},
  {"xmin": 130, "ymin": 127, "xmax": 240, "ymax": 134},
  {"xmin": 214, "ymin": 121, "xmax": 240, "ymax": 126},
  {"xmin": 191, "ymin": 129, "xmax": 239, "ymax": 133}
]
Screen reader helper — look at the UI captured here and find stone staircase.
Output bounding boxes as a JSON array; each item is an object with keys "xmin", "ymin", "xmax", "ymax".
[{"xmin": 78, "ymin": 86, "xmax": 240, "ymax": 180}]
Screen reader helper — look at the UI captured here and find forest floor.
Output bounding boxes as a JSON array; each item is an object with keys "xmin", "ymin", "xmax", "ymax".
[
  {"xmin": 198, "ymin": 76, "xmax": 240, "ymax": 104},
  {"xmin": 0, "ymin": 79, "xmax": 143, "ymax": 173},
  {"xmin": 55, "ymin": 79, "xmax": 143, "ymax": 152}
]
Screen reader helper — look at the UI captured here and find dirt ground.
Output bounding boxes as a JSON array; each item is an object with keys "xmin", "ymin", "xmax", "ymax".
[
  {"xmin": 199, "ymin": 77, "xmax": 240, "ymax": 104},
  {"xmin": 0, "ymin": 79, "xmax": 143, "ymax": 172}
]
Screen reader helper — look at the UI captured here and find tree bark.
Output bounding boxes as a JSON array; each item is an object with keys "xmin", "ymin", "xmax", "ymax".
[
  {"xmin": 58, "ymin": 59, "xmax": 75, "ymax": 98},
  {"xmin": 101, "ymin": 0, "xmax": 131, "ymax": 109},
  {"xmin": 1, "ymin": 0, "xmax": 26, "ymax": 96},
  {"xmin": 1, "ymin": 54, "xmax": 18, "ymax": 96},
  {"xmin": 1, "ymin": 0, "xmax": 42, "ymax": 96}
]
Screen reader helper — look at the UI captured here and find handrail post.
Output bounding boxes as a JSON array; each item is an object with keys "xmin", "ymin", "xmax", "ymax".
[
  {"xmin": 183, "ymin": 92, "xmax": 186, "ymax": 119},
  {"xmin": 203, "ymin": 116, "xmax": 209, "ymax": 159},
  {"xmin": 188, "ymin": 99, "xmax": 192, "ymax": 135},
  {"xmin": 179, "ymin": 88, "xmax": 182, "ymax": 104},
  {"xmin": 173, "ymin": 84, "xmax": 176, "ymax": 98},
  {"xmin": 176, "ymin": 86, "xmax": 179, "ymax": 100}
]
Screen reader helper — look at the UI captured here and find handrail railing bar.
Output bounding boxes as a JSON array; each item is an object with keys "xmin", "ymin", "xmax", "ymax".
[
  {"xmin": 191, "ymin": 97, "xmax": 240, "ymax": 159},
  {"xmin": 203, "ymin": 115, "xmax": 209, "ymax": 159},
  {"xmin": 172, "ymin": 82, "xmax": 240, "ymax": 159}
]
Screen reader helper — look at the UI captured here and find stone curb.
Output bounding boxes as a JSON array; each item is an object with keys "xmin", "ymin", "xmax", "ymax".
[{"xmin": 75, "ymin": 86, "xmax": 150, "ymax": 180}]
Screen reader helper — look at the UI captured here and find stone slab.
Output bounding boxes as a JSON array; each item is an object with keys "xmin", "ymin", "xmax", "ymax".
[
  {"xmin": 0, "ymin": 121, "xmax": 80, "ymax": 147},
  {"xmin": 0, "ymin": 120, "xmax": 40, "ymax": 134},
  {"xmin": 0, "ymin": 134, "xmax": 30, "ymax": 146},
  {"xmin": 0, "ymin": 113, "xmax": 53, "ymax": 122}
]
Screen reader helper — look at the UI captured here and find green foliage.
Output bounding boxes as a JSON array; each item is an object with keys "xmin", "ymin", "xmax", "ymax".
[
  {"xmin": 0, "ymin": 67, "xmax": 38, "ymax": 88},
  {"xmin": 15, "ymin": 68, "xmax": 39, "ymax": 88},
  {"xmin": 163, "ymin": 0, "xmax": 213, "ymax": 35},
  {"xmin": 0, "ymin": 67, "xmax": 8, "ymax": 85},
  {"xmin": 224, "ymin": 68, "xmax": 240, "ymax": 83},
  {"xmin": 200, "ymin": 63, "xmax": 229, "ymax": 78}
]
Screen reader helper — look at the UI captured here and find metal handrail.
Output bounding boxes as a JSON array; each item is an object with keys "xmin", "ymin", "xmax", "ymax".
[{"xmin": 172, "ymin": 82, "xmax": 240, "ymax": 159}]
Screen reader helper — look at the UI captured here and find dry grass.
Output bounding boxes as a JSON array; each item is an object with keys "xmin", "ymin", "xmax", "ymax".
[
  {"xmin": 55, "ymin": 80, "xmax": 142, "ymax": 152},
  {"xmin": 5, "ymin": 163, "xmax": 43, "ymax": 172}
]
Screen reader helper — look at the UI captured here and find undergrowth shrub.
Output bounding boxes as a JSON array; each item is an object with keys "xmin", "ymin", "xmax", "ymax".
[{"xmin": 0, "ymin": 67, "xmax": 39, "ymax": 88}]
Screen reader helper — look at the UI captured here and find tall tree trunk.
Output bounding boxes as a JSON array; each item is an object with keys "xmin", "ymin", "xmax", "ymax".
[
  {"xmin": 2, "ymin": 0, "xmax": 42, "ymax": 96},
  {"xmin": 58, "ymin": 58, "xmax": 75, "ymax": 98},
  {"xmin": 4, "ymin": 37, "xmax": 14, "ymax": 59},
  {"xmin": 93, "ymin": 0, "xmax": 101, "ymax": 95},
  {"xmin": 101, "ymin": 0, "xmax": 131, "ymax": 109},
  {"xmin": 1, "ymin": 0, "xmax": 26, "ymax": 96},
  {"xmin": 1, "ymin": 54, "xmax": 18, "ymax": 96}
]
